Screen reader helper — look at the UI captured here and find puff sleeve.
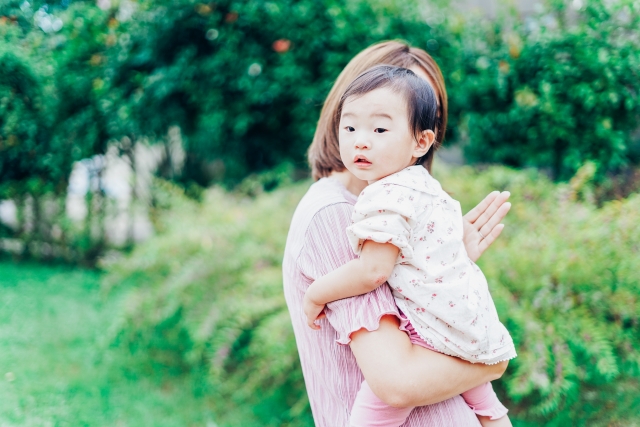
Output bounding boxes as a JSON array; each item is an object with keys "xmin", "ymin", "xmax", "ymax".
[{"xmin": 346, "ymin": 183, "xmax": 421, "ymax": 263}]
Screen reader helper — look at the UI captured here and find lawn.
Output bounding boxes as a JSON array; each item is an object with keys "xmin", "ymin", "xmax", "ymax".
[{"xmin": 0, "ymin": 261, "xmax": 219, "ymax": 427}]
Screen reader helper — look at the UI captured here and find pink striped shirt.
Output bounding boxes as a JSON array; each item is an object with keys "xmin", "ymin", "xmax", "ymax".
[{"xmin": 283, "ymin": 177, "xmax": 481, "ymax": 426}]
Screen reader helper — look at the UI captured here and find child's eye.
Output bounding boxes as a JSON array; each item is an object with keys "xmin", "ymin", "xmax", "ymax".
[
  {"xmin": 344, "ymin": 126, "xmax": 355, "ymax": 132},
  {"xmin": 374, "ymin": 128, "xmax": 388, "ymax": 133}
]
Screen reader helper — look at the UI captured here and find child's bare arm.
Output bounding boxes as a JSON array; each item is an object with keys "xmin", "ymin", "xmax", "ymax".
[{"xmin": 303, "ymin": 241, "xmax": 399, "ymax": 329}]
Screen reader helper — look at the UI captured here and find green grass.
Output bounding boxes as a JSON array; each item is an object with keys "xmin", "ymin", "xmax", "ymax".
[{"xmin": 0, "ymin": 261, "xmax": 219, "ymax": 427}]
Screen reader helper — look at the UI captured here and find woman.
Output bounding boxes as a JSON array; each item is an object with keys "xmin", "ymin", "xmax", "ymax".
[{"xmin": 283, "ymin": 41, "xmax": 511, "ymax": 426}]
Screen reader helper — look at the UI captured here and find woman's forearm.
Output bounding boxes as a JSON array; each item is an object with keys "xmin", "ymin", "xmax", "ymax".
[{"xmin": 349, "ymin": 315, "xmax": 507, "ymax": 408}]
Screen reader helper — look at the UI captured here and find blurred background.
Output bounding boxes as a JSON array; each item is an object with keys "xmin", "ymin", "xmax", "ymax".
[{"xmin": 1, "ymin": 0, "xmax": 639, "ymax": 425}]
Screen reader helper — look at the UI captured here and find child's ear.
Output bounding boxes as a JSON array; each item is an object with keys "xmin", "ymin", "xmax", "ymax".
[{"xmin": 413, "ymin": 129, "xmax": 436, "ymax": 158}]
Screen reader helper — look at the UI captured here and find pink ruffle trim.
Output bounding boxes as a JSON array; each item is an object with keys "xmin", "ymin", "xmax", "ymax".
[
  {"xmin": 324, "ymin": 287, "xmax": 412, "ymax": 346},
  {"xmin": 468, "ymin": 403, "xmax": 509, "ymax": 421},
  {"xmin": 333, "ymin": 309, "xmax": 413, "ymax": 346}
]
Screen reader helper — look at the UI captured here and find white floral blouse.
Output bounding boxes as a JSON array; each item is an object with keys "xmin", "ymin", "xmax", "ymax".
[{"xmin": 347, "ymin": 166, "xmax": 517, "ymax": 364}]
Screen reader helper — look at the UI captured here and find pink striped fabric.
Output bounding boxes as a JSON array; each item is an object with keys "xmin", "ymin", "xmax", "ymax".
[{"xmin": 282, "ymin": 177, "xmax": 481, "ymax": 426}]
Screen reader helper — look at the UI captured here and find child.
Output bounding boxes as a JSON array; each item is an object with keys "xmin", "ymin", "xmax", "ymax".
[{"xmin": 303, "ymin": 65, "xmax": 517, "ymax": 427}]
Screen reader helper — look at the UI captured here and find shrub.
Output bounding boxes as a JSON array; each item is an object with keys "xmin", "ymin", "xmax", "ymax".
[
  {"xmin": 437, "ymin": 164, "xmax": 640, "ymax": 424},
  {"xmin": 104, "ymin": 179, "xmax": 312, "ymax": 426},
  {"xmin": 106, "ymin": 166, "xmax": 640, "ymax": 425},
  {"xmin": 443, "ymin": 0, "xmax": 640, "ymax": 181}
]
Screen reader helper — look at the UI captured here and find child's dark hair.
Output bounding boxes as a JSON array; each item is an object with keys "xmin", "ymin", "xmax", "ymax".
[{"xmin": 336, "ymin": 65, "xmax": 438, "ymax": 166}]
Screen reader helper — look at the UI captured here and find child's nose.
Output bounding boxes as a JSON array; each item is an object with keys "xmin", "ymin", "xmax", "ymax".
[{"xmin": 354, "ymin": 135, "xmax": 370, "ymax": 149}]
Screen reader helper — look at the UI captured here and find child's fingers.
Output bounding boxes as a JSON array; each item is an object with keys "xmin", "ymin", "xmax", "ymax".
[
  {"xmin": 307, "ymin": 312, "xmax": 322, "ymax": 329},
  {"xmin": 307, "ymin": 317, "xmax": 320, "ymax": 329}
]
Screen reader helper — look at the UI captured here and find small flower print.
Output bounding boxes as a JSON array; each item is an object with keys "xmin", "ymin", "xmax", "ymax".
[
  {"xmin": 426, "ymin": 221, "xmax": 435, "ymax": 233},
  {"xmin": 437, "ymin": 238, "xmax": 444, "ymax": 244},
  {"xmin": 449, "ymin": 301, "xmax": 456, "ymax": 307},
  {"xmin": 435, "ymin": 277, "xmax": 443, "ymax": 283}
]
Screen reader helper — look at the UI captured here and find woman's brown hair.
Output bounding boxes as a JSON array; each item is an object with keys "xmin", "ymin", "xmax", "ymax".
[{"xmin": 308, "ymin": 40, "xmax": 448, "ymax": 180}]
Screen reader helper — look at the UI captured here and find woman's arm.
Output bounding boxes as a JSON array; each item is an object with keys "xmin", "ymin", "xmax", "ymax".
[
  {"xmin": 304, "ymin": 241, "xmax": 398, "ymax": 329},
  {"xmin": 350, "ymin": 315, "xmax": 508, "ymax": 408}
]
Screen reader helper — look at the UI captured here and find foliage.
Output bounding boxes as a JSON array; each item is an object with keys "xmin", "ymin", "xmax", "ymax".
[
  {"xmin": 104, "ymin": 179, "xmax": 312, "ymax": 426},
  {"xmin": 437, "ymin": 164, "xmax": 640, "ymax": 425},
  {"xmin": 1, "ymin": 0, "xmax": 443, "ymax": 262},
  {"xmin": 443, "ymin": 0, "xmax": 640, "ymax": 180},
  {"xmin": 0, "ymin": 0, "xmax": 110, "ymax": 197},
  {"xmin": 105, "ymin": 166, "xmax": 640, "ymax": 425},
  {"xmin": 3, "ymin": 0, "xmax": 640, "ymax": 192},
  {"xmin": 94, "ymin": 0, "xmax": 442, "ymax": 186},
  {"xmin": 0, "ymin": 1, "xmax": 115, "ymax": 261}
]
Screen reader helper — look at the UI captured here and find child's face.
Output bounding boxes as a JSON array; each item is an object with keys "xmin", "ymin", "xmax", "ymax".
[{"xmin": 339, "ymin": 87, "xmax": 432, "ymax": 184}]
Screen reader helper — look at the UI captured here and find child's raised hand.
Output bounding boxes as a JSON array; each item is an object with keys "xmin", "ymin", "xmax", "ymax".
[{"xmin": 303, "ymin": 291, "xmax": 326, "ymax": 330}]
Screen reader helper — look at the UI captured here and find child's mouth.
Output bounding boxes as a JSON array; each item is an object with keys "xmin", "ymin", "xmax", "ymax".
[{"xmin": 354, "ymin": 156, "xmax": 371, "ymax": 165}]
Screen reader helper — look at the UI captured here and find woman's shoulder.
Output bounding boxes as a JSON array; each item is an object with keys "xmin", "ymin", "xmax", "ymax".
[
  {"xmin": 285, "ymin": 178, "xmax": 356, "ymax": 256},
  {"xmin": 294, "ymin": 178, "xmax": 356, "ymax": 220}
]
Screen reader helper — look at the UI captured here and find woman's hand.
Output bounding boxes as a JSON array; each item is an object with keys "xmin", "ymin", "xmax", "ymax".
[
  {"xmin": 463, "ymin": 191, "xmax": 511, "ymax": 262},
  {"xmin": 303, "ymin": 290, "xmax": 326, "ymax": 330}
]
